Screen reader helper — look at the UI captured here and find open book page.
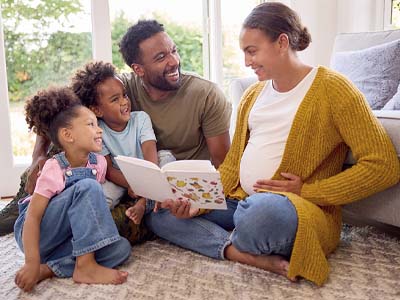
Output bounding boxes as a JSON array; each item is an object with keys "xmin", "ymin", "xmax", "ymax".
[
  {"xmin": 114, "ymin": 156, "xmax": 174, "ymax": 201},
  {"xmin": 114, "ymin": 156, "xmax": 227, "ymax": 209},
  {"xmin": 165, "ymin": 170, "xmax": 226, "ymax": 210},
  {"xmin": 161, "ymin": 160, "xmax": 215, "ymax": 172}
]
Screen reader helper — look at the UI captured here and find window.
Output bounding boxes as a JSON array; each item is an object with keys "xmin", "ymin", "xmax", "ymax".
[
  {"xmin": 0, "ymin": 0, "xmax": 92, "ymax": 196},
  {"xmin": 0, "ymin": 0, "xmax": 261, "ymax": 196},
  {"xmin": 392, "ymin": 0, "xmax": 400, "ymax": 28},
  {"xmin": 385, "ymin": 0, "xmax": 400, "ymax": 29},
  {"xmin": 1, "ymin": 0, "xmax": 92, "ymax": 160},
  {"xmin": 109, "ymin": 0, "xmax": 204, "ymax": 76},
  {"xmin": 220, "ymin": 0, "xmax": 260, "ymax": 94}
]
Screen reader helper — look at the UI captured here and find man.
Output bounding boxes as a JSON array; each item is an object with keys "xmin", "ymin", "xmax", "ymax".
[{"xmin": 0, "ymin": 19, "xmax": 232, "ymax": 238}]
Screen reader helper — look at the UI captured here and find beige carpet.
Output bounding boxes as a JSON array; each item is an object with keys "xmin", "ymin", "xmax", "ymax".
[
  {"xmin": 1, "ymin": 221, "xmax": 399, "ymax": 299},
  {"xmin": 0, "ymin": 226, "xmax": 400, "ymax": 300}
]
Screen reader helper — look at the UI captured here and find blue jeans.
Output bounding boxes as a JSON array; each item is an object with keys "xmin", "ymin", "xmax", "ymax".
[
  {"xmin": 14, "ymin": 178, "xmax": 131, "ymax": 278},
  {"xmin": 232, "ymin": 193, "xmax": 298, "ymax": 258},
  {"xmin": 145, "ymin": 193, "xmax": 297, "ymax": 259}
]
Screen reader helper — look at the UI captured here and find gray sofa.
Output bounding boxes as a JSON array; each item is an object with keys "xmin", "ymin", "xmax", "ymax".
[{"xmin": 229, "ymin": 29, "xmax": 400, "ymax": 228}]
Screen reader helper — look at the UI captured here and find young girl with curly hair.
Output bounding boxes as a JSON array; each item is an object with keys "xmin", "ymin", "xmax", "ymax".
[{"xmin": 14, "ymin": 87, "xmax": 131, "ymax": 292}]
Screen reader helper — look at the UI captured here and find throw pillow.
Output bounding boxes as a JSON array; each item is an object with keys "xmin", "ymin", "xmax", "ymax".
[
  {"xmin": 330, "ymin": 39, "xmax": 400, "ymax": 110},
  {"xmin": 382, "ymin": 84, "xmax": 400, "ymax": 110}
]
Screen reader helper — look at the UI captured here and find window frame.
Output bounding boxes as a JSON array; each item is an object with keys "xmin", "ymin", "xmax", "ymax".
[{"xmin": 384, "ymin": 0, "xmax": 398, "ymax": 29}]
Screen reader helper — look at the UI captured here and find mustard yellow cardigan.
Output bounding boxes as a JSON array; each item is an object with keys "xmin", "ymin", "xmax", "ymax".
[{"xmin": 219, "ymin": 66, "xmax": 400, "ymax": 286}]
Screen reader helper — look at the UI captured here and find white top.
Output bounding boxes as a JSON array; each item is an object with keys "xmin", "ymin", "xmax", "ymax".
[{"xmin": 240, "ymin": 67, "xmax": 318, "ymax": 195}]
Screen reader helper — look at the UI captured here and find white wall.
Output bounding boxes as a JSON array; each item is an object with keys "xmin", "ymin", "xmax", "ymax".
[
  {"xmin": 337, "ymin": 0, "xmax": 385, "ymax": 33},
  {"xmin": 292, "ymin": 0, "xmax": 338, "ymax": 66},
  {"xmin": 283, "ymin": 0, "xmax": 386, "ymax": 66}
]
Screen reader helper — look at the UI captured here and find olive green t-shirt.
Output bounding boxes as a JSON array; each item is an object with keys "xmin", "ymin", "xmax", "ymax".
[{"xmin": 119, "ymin": 72, "xmax": 232, "ymax": 161}]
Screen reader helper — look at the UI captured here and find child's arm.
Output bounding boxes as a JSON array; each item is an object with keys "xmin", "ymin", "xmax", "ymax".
[
  {"xmin": 15, "ymin": 193, "xmax": 50, "ymax": 292},
  {"xmin": 104, "ymin": 155, "xmax": 130, "ymax": 189},
  {"xmin": 141, "ymin": 140, "xmax": 158, "ymax": 165}
]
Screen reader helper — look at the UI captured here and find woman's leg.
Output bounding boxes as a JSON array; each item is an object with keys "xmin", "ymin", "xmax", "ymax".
[{"xmin": 225, "ymin": 193, "xmax": 298, "ymax": 280}]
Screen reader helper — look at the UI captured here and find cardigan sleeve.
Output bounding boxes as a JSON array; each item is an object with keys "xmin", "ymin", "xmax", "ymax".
[{"xmin": 301, "ymin": 75, "xmax": 399, "ymax": 206}]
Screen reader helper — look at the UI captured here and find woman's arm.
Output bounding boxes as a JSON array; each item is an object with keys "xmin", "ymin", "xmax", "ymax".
[{"xmin": 15, "ymin": 194, "xmax": 50, "ymax": 292}]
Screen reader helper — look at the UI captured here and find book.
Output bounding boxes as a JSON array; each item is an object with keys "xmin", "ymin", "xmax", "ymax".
[{"xmin": 114, "ymin": 156, "xmax": 227, "ymax": 210}]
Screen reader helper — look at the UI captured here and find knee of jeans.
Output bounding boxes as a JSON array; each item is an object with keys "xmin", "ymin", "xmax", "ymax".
[
  {"xmin": 75, "ymin": 178, "xmax": 102, "ymax": 194},
  {"xmin": 234, "ymin": 193, "xmax": 298, "ymax": 235},
  {"xmin": 117, "ymin": 238, "xmax": 132, "ymax": 263}
]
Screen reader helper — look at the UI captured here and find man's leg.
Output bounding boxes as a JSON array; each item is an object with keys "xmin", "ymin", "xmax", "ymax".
[
  {"xmin": 0, "ymin": 169, "xmax": 29, "ymax": 236},
  {"xmin": 0, "ymin": 144, "xmax": 59, "ymax": 236},
  {"xmin": 111, "ymin": 196, "xmax": 155, "ymax": 246},
  {"xmin": 144, "ymin": 199, "xmax": 238, "ymax": 259}
]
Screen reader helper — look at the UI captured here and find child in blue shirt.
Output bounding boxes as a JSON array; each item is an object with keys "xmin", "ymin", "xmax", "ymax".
[{"xmin": 72, "ymin": 61, "xmax": 173, "ymax": 224}]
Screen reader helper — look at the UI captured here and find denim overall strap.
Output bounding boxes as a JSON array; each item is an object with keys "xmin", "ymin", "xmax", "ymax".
[
  {"xmin": 54, "ymin": 152, "xmax": 70, "ymax": 169},
  {"xmin": 88, "ymin": 152, "xmax": 98, "ymax": 165},
  {"xmin": 54, "ymin": 152, "xmax": 98, "ymax": 189}
]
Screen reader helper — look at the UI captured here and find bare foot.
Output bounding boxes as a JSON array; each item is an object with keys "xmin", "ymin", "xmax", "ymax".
[
  {"xmin": 125, "ymin": 203, "xmax": 145, "ymax": 224},
  {"xmin": 257, "ymin": 255, "xmax": 297, "ymax": 281},
  {"xmin": 39, "ymin": 264, "xmax": 54, "ymax": 282},
  {"xmin": 225, "ymin": 245, "xmax": 297, "ymax": 282},
  {"xmin": 73, "ymin": 263, "xmax": 128, "ymax": 285},
  {"xmin": 73, "ymin": 254, "xmax": 128, "ymax": 285}
]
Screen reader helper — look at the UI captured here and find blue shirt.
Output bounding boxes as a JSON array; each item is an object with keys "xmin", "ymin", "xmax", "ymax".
[{"xmin": 99, "ymin": 111, "xmax": 156, "ymax": 169}]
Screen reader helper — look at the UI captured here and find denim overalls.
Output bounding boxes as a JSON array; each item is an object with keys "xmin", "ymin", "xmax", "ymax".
[{"xmin": 14, "ymin": 152, "xmax": 131, "ymax": 277}]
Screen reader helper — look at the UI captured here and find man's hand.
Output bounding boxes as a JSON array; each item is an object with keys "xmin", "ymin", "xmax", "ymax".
[
  {"xmin": 25, "ymin": 156, "xmax": 47, "ymax": 195},
  {"xmin": 158, "ymin": 199, "xmax": 199, "ymax": 219},
  {"xmin": 15, "ymin": 262, "xmax": 40, "ymax": 292},
  {"xmin": 253, "ymin": 172, "xmax": 303, "ymax": 196}
]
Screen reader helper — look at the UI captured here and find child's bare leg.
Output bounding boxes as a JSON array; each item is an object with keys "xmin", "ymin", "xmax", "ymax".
[
  {"xmin": 225, "ymin": 245, "xmax": 297, "ymax": 282},
  {"xmin": 125, "ymin": 197, "xmax": 146, "ymax": 224},
  {"xmin": 72, "ymin": 252, "xmax": 128, "ymax": 285}
]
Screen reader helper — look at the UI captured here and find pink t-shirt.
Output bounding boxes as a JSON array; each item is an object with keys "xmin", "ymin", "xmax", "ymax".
[{"xmin": 24, "ymin": 153, "xmax": 107, "ymax": 202}]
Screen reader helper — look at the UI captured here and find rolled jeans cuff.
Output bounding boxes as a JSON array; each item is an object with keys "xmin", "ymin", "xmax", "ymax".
[
  {"xmin": 72, "ymin": 235, "xmax": 121, "ymax": 257},
  {"xmin": 220, "ymin": 238, "xmax": 232, "ymax": 260}
]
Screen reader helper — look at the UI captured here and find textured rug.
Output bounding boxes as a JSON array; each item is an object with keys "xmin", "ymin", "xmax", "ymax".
[{"xmin": 1, "ymin": 215, "xmax": 399, "ymax": 299}]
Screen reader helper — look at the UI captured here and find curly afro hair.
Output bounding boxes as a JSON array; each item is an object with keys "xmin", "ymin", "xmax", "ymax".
[
  {"xmin": 119, "ymin": 19, "xmax": 164, "ymax": 67},
  {"xmin": 25, "ymin": 86, "xmax": 81, "ymax": 149},
  {"xmin": 71, "ymin": 61, "xmax": 117, "ymax": 108}
]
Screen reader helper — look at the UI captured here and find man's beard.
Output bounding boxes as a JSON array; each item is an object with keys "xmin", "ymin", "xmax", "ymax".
[{"xmin": 148, "ymin": 65, "xmax": 182, "ymax": 91}]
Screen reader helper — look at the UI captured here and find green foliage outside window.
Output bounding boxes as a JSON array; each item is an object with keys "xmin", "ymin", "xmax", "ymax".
[
  {"xmin": 393, "ymin": 0, "xmax": 400, "ymax": 28},
  {"xmin": 1, "ymin": 1, "xmax": 204, "ymax": 104}
]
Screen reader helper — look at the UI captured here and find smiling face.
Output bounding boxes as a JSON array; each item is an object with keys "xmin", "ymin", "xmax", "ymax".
[
  {"xmin": 62, "ymin": 106, "xmax": 103, "ymax": 154},
  {"xmin": 92, "ymin": 77, "xmax": 131, "ymax": 132},
  {"xmin": 239, "ymin": 27, "xmax": 282, "ymax": 81},
  {"xmin": 133, "ymin": 31, "xmax": 181, "ymax": 91}
]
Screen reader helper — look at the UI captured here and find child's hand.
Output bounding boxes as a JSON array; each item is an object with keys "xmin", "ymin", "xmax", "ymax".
[{"xmin": 15, "ymin": 263, "xmax": 40, "ymax": 292}]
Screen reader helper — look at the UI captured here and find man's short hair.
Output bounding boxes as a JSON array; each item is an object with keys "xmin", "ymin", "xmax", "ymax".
[{"xmin": 119, "ymin": 19, "xmax": 165, "ymax": 67}]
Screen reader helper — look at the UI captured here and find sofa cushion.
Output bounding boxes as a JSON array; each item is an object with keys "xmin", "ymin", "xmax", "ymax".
[
  {"xmin": 330, "ymin": 39, "xmax": 400, "ymax": 109},
  {"xmin": 332, "ymin": 29, "xmax": 400, "ymax": 52},
  {"xmin": 382, "ymin": 85, "xmax": 400, "ymax": 110}
]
